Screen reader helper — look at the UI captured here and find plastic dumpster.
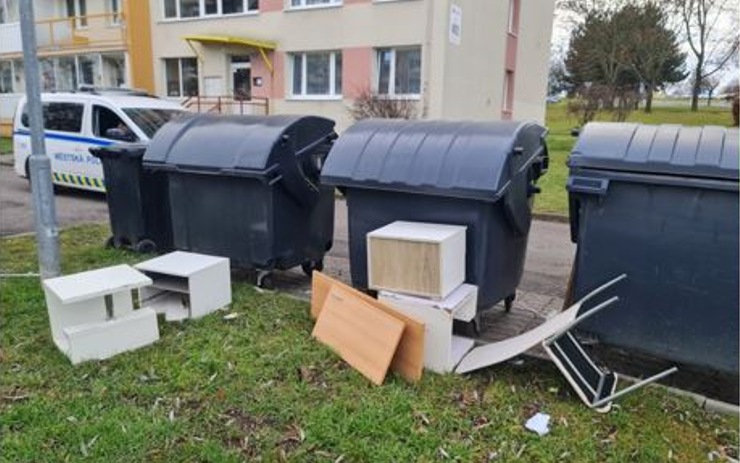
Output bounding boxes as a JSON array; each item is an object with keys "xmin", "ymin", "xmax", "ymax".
[
  {"xmin": 567, "ymin": 122, "xmax": 739, "ymax": 375},
  {"xmin": 321, "ymin": 119, "xmax": 548, "ymax": 314},
  {"xmin": 90, "ymin": 144, "xmax": 173, "ymax": 253},
  {"xmin": 143, "ymin": 114, "xmax": 336, "ymax": 288}
]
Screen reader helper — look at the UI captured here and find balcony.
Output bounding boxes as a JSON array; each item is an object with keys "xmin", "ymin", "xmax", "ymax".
[{"xmin": 0, "ymin": 12, "xmax": 125, "ymax": 56}]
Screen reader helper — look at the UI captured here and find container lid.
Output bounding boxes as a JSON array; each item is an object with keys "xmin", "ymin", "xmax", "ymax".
[
  {"xmin": 143, "ymin": 114, "xmax": 335, "ymax": 172},
  {"xmin": 89, "ymin": 143, "xmax": 147, "ymax": 159},
  {"xmin": 321, "ymin": 119, "xmax": 547, "ymax": 202},
  {"xmin": 568, "ymin": 123, "xmax": 739, "ymax": 181}
]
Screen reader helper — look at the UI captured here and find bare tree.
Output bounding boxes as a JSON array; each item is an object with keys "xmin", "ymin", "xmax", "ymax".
[{"xmin": 672, "ymin": 0, "xmax": 740, "ymax": 111}]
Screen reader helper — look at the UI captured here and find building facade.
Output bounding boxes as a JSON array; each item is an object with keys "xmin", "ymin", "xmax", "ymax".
[
  {"xmin": 149, "ymin": 0, "xmax": 554, "ymax": 131},
  {"xmin": 0, "ymin": 0, "xmax": 154, "ymax": 135}
]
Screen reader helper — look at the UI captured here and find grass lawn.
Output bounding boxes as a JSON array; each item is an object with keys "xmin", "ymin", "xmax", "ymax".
[
  {"xmin": 0, "ymin": 137, "xmax": 11, "ymax": 155},
  {"xmin": 2, "ymin": 225, "xmax": 738, "ymax": 462},
  {"xmin": 536, "ymin": 103, "xmax": 736, "ymax": 215}
]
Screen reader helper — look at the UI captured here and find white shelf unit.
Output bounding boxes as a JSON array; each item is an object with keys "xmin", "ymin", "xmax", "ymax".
[
  {"xmin": 42, "ymin": 264, "xmax": 159, "ymax": 364},
  {"xmin": 135, "ymin": 251, "xmax": 231, "ymax": 321},
  {"xmin": 367, "ymin": 221, "xmax": 466, "ymax": 300},
  {"xmin": 379, "ymin": 284, "xmax": 478, "ymax": 373}
]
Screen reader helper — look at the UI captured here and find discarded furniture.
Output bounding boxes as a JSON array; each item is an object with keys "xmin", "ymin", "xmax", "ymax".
[
  {"xmin": 321, "ymin": 119, "xmax": 548, "ymax": 312},
  {"xmin": 543, "ymin": 331, "xmax": 677, "ymax": 413},
  {"xmin": 568, "ymin": 123, "xmax": 739, "ymax": 375},
  {"xmin": 455, "ymin": 274, "xmax": 678, "ymax": 412},
  {"xmin": 368, "ymin": 221, "xmax": 466, "ymax": 299},
  {"xmin": 313, "ymin": 285, "xmax": 405, "ymax": 385},
  {"xmin": 42, "ymin": 265, "xmax": 159, "ymax": 364},
  {"xmin": 379, "ymin": 284, "xmax": 477, "ymax": 373},
  {"xmin": 311, "ymin": 271, "xmax": 425, "ymax": 382},
  {"xmin": 135, "ymin": 251, "xmax": 231, "ymax": 321},
  {"xmin": 143, "ymin": 114, "xmax": 337, "ymax": 288}
]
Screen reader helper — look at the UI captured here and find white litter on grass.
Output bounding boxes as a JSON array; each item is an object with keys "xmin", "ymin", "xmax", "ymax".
[
  {"xmin": 525, "ymin": 412, "xmax": 551, "ymax": 436},
  {"xmin": 223, "ymin": 313, "xmax": 239, "ymax": 320}
]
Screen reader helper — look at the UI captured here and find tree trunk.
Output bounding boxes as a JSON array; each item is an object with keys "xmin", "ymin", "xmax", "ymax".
[
  {"xmin": 644, "ymin": 84, "xmax": 654, "ymax": 113},
  {"xmin": 691, "ymin": 63, "xmax": 702, "ymax": 112}
]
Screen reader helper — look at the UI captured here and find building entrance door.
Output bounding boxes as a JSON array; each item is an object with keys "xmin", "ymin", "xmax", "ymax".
[{"xmin": 231, "ymin": 55, "xmax": 251, "ymax": 100}]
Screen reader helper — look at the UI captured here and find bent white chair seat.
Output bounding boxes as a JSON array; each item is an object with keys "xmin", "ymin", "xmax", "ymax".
[
  {"xmin": 455, "ymin": 274, "xmax": 627, "ymax": 374},
  {"xmin": 455, "ymin": 274, "xmax": 677, "ymax": 411}
]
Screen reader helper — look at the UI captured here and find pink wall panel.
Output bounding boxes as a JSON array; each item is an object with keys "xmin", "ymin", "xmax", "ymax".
[
  {"xmin": 342, "ymin": 47, "xmax": 372, "ymax": 98},
  {"xmin": 260, "ymin": 0, "xmax": 283, "ymax": 12}
]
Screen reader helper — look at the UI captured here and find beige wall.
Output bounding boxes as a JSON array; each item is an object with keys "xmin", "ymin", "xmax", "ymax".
[
  {"xmin": 434, "ymin": 0, "xmax": 508, "ymax": 120},
  {"xmin": 148, "ymin": 0, "xmax": 552, "ymax": 131},
  {"xmin": 512, "ymin": 0, "xmax": 554, "ymax": 124}
]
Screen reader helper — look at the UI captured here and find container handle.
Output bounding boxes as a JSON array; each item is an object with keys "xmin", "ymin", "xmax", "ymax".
[{"xmin": 567, "ymin": 176, "xmax": 609, "ymax": 196}]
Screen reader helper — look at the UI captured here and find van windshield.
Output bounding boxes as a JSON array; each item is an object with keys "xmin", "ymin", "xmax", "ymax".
[{"xmin": 122, "ymin": 108, "xmax": 186, "ymax": 139}]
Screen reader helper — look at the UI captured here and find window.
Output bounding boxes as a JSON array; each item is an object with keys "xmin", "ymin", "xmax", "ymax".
[
  {"xmin": 123, "ymin": 108, "xmax": 185, "ymax": 138},
  {"xmin": 66, "ymin": 0, "xmax": 88, "ymax": 28},
  {"xmin": 22, "ymin": 103, "xmax": 84, "ymax": 133},
  {"xmin": 78, "ymin": 54, "xmax": 101, "ymax": 87},
  {"xmin": 289, "ymin": 0, "xmax": 341, "ymax": 9},
  {"xmin": 376, "ymin": 47, "xmax": 421, "ymax": 96},
  {"xmin": 164, "ymin": 0, "xmax": 258, "ymax": 19},
  {"xmin": 109, "ymin": 0, "xmax": 121, "ymax": 25},
  {"xmin": 0, "ymin": 0, "xmax": 19, "ymax": 24},
  {"xmin": 102, "ymin": 54, "xmax": 126, "ymax": 87},
  {"xmin": 93, "ymin": 105, "xmax": 137, "ymax": 141},
  {"xmin": 502, "ymin": 70, "xmax": 514, "ymax": 113},
  {"xmin": 56, "ymin": 56, "xmax": 78, "ymax": 91},
  {"xmin": 0, "ymin": 61, "xmax": 13, "ymax": 93},
  {"xmin": 290, "ymin": 51, "xmax": 341, "ymax": 98},
  {"xmin": 164, "ymin": 58, "xmax": 199, "ymax": 97}
]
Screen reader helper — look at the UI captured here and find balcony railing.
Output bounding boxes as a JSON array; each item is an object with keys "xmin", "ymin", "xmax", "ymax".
[
  {"xmin": 0, "ymin": 12, "xmax": 126, "ymax": 55},
  {"xmin": 36, "ymin": 12, "xmax": 126, "ymax": 51}
]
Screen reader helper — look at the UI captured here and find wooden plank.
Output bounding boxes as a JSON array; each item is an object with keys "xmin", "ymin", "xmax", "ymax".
[
  {"xmin": 312, "ymin": 286, "xmax": 404, "ymax": 385},
  {"xmin": 311, "ymin": 271, "xmax": 425, "ymax": 382}
]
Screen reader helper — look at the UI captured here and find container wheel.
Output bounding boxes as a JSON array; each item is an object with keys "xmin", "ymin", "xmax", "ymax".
[
  {"xmin": 301, "ymin": 259, "xmax": 324, "ymax": 276},
  {"xmin": 504, "ymin": 294, "xmax": 516, "ymax": 312},
  {"xmin": 257, "ymin": 271, "xmax": 275, "ymax": 290},
  {"xmin": 135, "ymin": 239, "xmax": 157, "ymax": 254},
  {"xmin": 104, "ymin": 236, "xmax": 116, "ymax": 249}
]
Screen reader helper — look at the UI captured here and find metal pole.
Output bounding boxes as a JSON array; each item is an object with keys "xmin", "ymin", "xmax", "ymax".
[{"xmin": 20, "ymin": 2, "xmax": 61, "ymax": 279}]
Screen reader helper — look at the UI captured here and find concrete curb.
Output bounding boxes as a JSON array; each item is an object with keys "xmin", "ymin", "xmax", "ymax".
[{"xmin": 621, "ymin": 374, "xmax": 739, "ymax": 415}]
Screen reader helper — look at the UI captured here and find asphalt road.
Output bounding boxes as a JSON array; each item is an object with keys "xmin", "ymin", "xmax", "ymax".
[{"xmin": 0, "ymin": 163, "xmax": 575, "ymax": 298}]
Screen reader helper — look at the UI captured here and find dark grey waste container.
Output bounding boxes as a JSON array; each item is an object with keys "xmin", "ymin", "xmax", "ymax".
[
  {"xmin": 321, "ymin": 119, "xmax": 548, "ymax": 312},
  {"xmin": 568, "ymin": 122, "xmax": 739, "ymax": 375},
  {"xmin": 143, "ymin": 114, "xmax": 336, "ymax": 284},
  {"xmin": 90, "ymin": 144, "xmax": 173, "ymax": 253}
]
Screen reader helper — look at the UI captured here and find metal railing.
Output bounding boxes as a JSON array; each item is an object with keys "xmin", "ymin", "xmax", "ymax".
[
  {"xmin": 35, "ymin": 12, "xmax": 126, "ymax": 51},
  {"xmin": 182, "ymin": 95, "xmax": 270, "ymax": 116}
]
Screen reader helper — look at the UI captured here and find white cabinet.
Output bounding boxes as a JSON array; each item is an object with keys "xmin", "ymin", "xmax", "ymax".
[
  {"xmin": 367, "ymin": 221, "xmax": 466, "ymax": 299},
  {"xmin": 379, "ymin": 284, "xmax": 478, "ymax": 373},
  {"xmin": 135, "ymin": 251, "xmax": 231, "ymax": 321},
  {"xmin": 42, "ymin": 265, "xmax": 159, "ymax": 364}
]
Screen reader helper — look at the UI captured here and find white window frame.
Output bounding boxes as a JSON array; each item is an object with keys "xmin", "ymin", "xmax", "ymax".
[
  {"xmin": 164, "ymin": 57, "xmax": 199, "ymax": 97},
  {"xmin": 375, "ymin": 47, "xmax": 422, "ymax": 99},
  {"xmin": 108, "ymin": 0, "xmax": 121, "ymax": 25},
  {"xmin": 286, "ymin": 0, "xmax": 342, "ymax": 12},
  {"xmin": 67, "ymin": 0, "xmax": 89, "ymax": 29},
  {"xmin": 288, "ymin": 51, "xmax": 342, "ymax": 100},
  {"xmin": 162, "ymin": 0, "xmax": 259, "ymax": 21}
]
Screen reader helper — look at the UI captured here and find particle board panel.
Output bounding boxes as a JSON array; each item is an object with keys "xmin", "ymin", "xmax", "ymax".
[
  {"xmin": 312, "ymin": 286, "xmax": 405, "ymax": 385},
  {"xmin": 369, "ymin": 238, "xmax": 442, "ymax": 297},
  {"xmin": 311, "ymin": 271, "xmax": 425, "ymax": 382}
]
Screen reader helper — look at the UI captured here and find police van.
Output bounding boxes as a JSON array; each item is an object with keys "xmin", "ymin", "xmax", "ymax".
[{"xmin": 13, "ymin": 89, "xmax": 186, "ymax": 192}]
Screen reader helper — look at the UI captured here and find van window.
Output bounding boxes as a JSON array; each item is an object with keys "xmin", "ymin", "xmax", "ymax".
[
  {"xmin": 21, "ymin": 102, "xmax": 84, "ymax": 133},
  {"xmin": 122, "ymin": 108, "xmax": 184, "ymax": 138},
  {"xmin": 93, "ymin": 105, "xmax": 137, "ymax": 141}
]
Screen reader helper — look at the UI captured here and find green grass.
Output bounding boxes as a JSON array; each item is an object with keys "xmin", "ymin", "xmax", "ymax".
[
  {"xmin": 0, "ymin": 137, "xmax": 11, "ymax": 155},
  {"xmin": 2, "ymin": 225, "xmax": 738, "ymax": 462},
  {"xmin": 536, "ymin": 103, "xmax": 735, "ymax": 215}
]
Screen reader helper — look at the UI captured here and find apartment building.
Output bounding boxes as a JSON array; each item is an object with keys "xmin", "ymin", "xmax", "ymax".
[
  {"xmin": 0, "ymin": 0, "xmax": 154, "ymax": 135},
  {"xmin": 150, "ymin": 0, "xmax": 555, "ymax": 130}
]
